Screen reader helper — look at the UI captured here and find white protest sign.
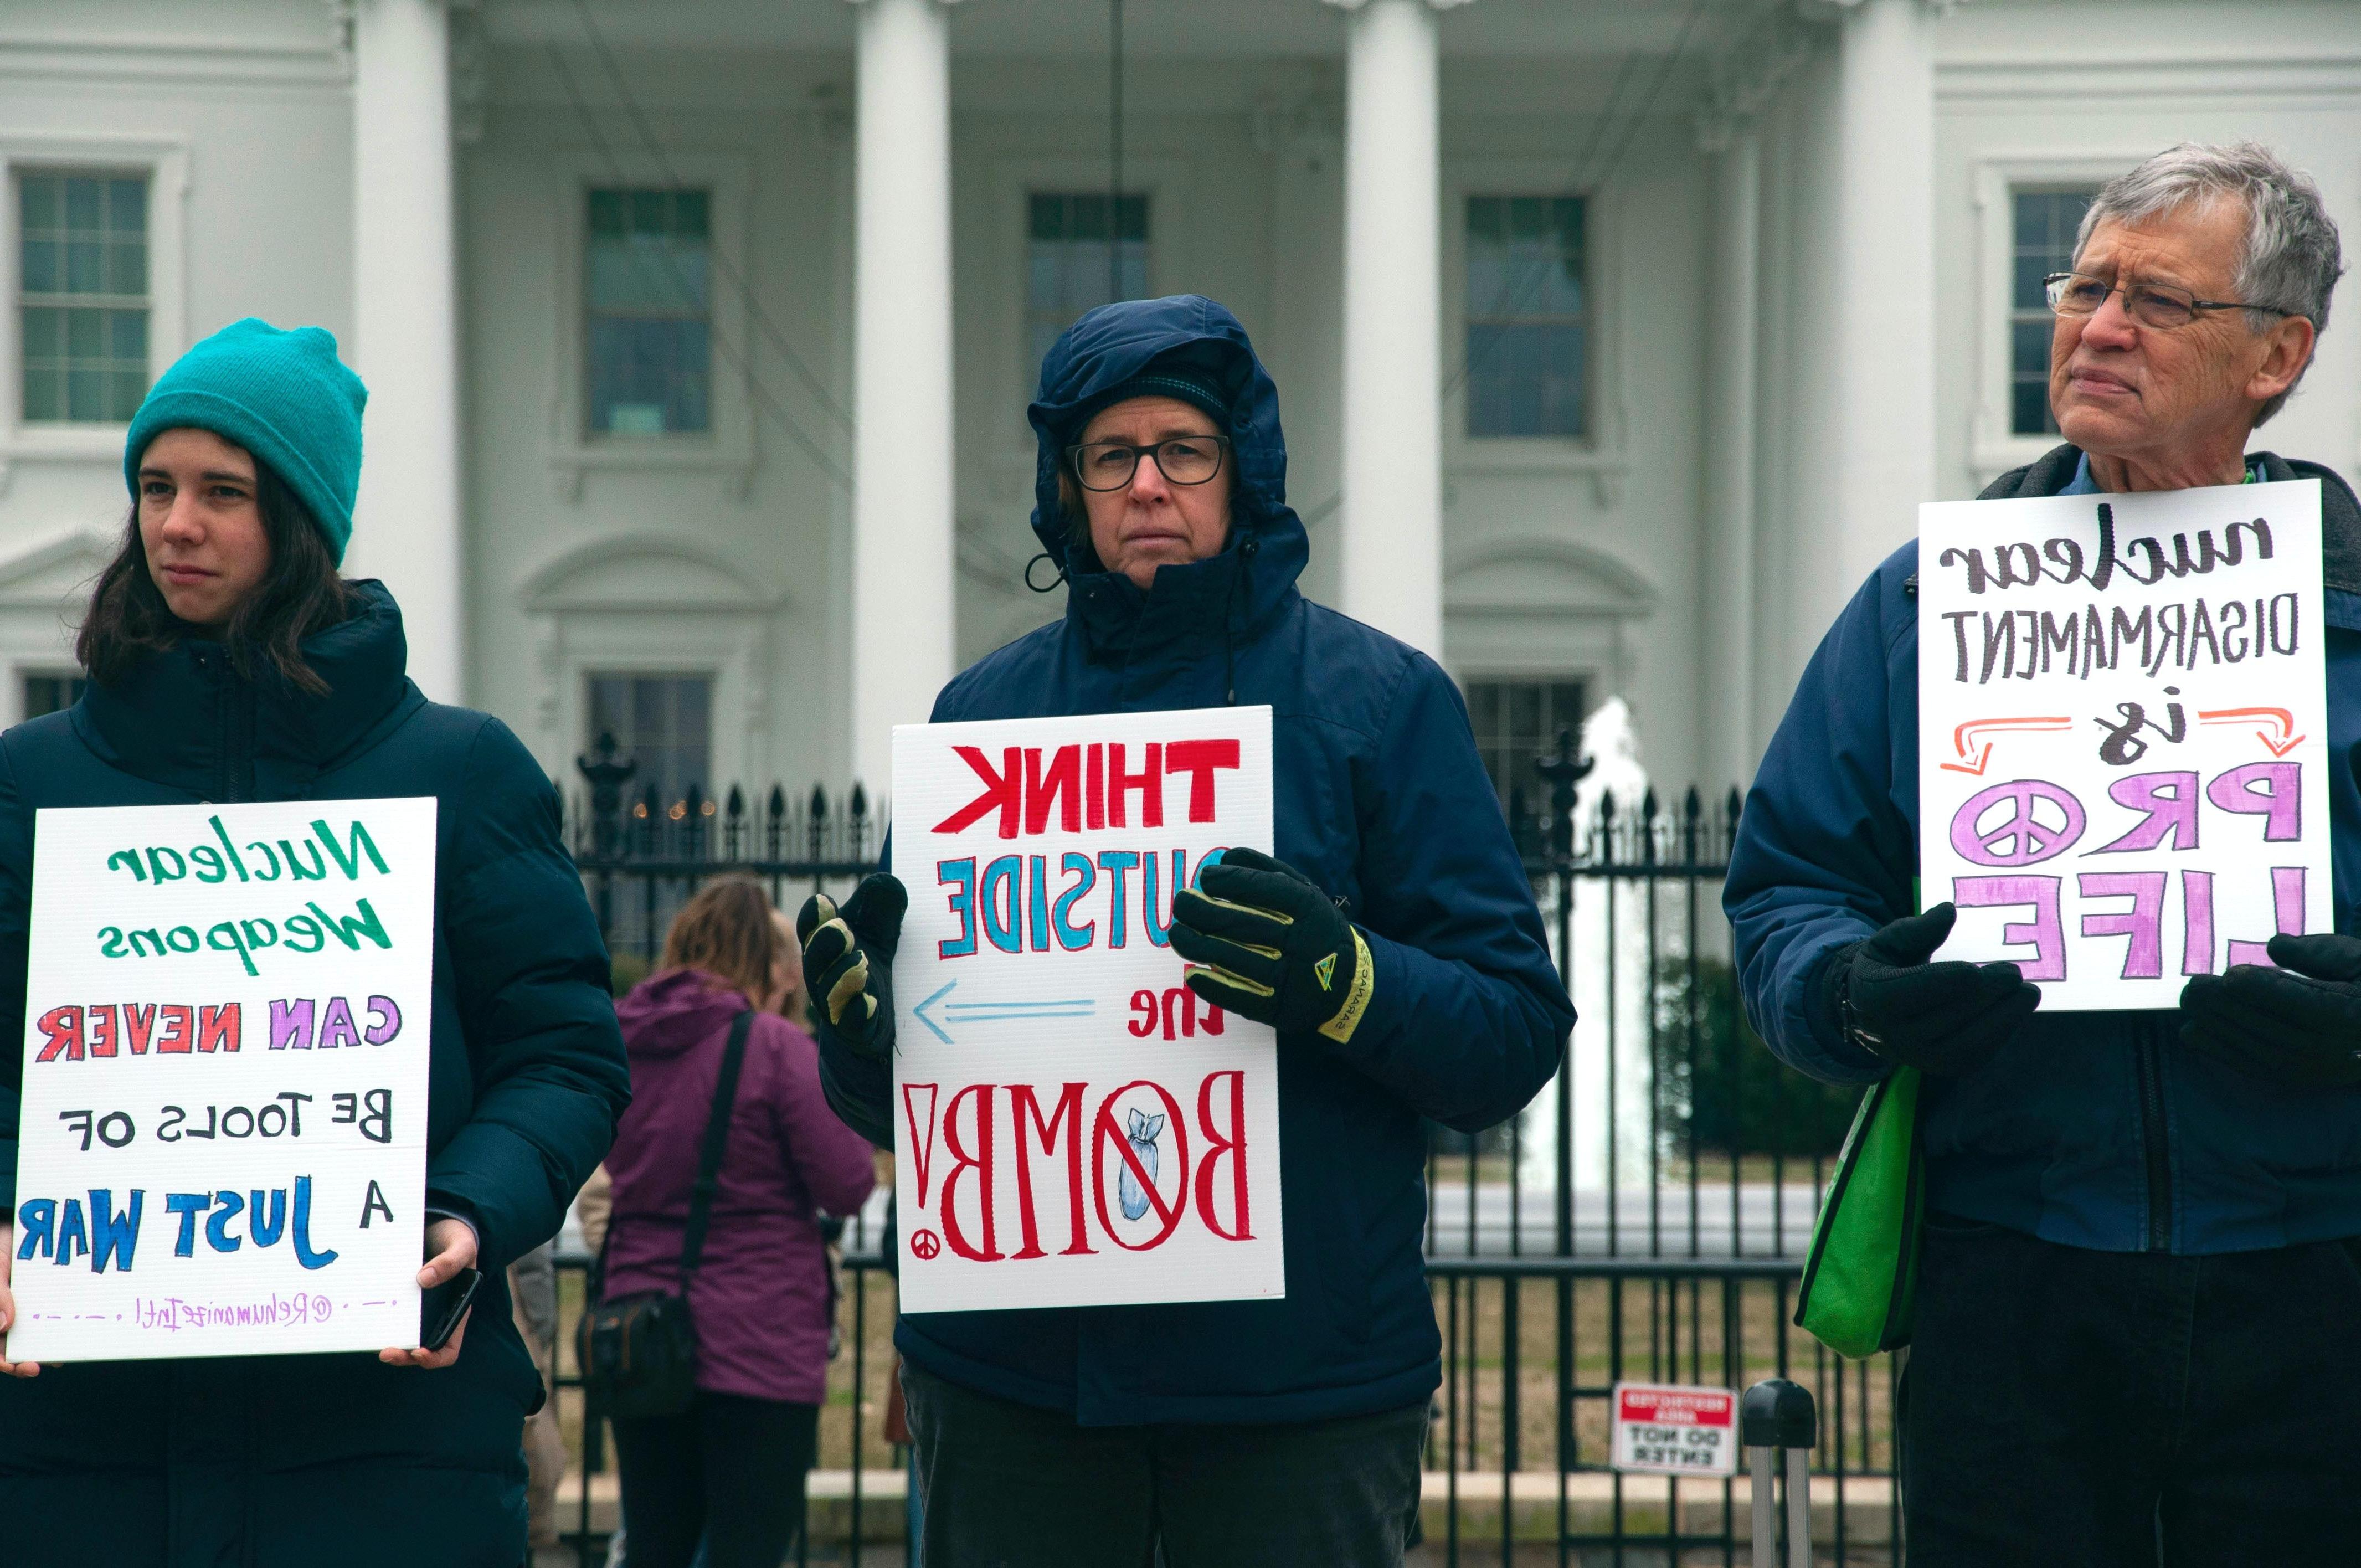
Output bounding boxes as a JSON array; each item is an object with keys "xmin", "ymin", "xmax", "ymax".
[
  {"xmin": 1612, "ymin": 1382, "xmax": 1739, "ymax": 1477},
  {"xmin": 889, "ymin": 707, "xmax": 1283, "ymax": 1314},
  {"xmin": 8, "ymin": 799, "xmax": 436, "ymax": 1361},
  {"xmin": 1917, "ymin": 479, "xmax": 2329, "ymax": 1010}
]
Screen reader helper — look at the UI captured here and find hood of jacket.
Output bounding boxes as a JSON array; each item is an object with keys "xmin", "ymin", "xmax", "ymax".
[
  {"xmin": 1026, "ymin": 295, "xmax": 1310, "ymax": 670},
  {"xmin": 617, "ymin": 968, "xmax": 750, "ymax": 1059},
  {"xmin": 71, "ymin": 577, "xmax": 423, "ymax": 800}
]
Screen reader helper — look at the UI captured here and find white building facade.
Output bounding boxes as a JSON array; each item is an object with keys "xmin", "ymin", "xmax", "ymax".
[{"xmin": 4, "ymin": 0, "xmax": 2360, "ymax": 811}]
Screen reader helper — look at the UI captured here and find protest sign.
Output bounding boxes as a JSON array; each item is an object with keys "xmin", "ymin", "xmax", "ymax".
[
  {"xmin": 8, "ymin": 798, "xmax": 437, "ymax": 1361},
  {"xmin": 1611, "ymin": 1382, "xmax": 1739, "ymax": 1477},
  {"xmin": 1917, "ymin": 479, "xmax": 2329, "ymax": 1010},
  {"xmin": 889, "ymin": 706, "xmax": 1283, "ymax": 1314}
]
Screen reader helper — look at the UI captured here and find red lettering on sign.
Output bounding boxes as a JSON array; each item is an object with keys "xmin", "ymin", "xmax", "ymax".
[
  {"xmin": 901, "ymin": 1083, "xmax": 941, "ymax": 1208},
  {"xmin": 938, "ymin": 1084, "xmax": 1003, "ymax": 1261},
  {"xmin": 1106, "ymin": 744, "xmax": 1164, "ymax": 829},
  {"xmin": 1164, "ymin": 739, "xmax": 1241, "ymax": 823},
  {"xmin": 1195, "ymin": 1069, "xmax": 1253, "ymax": 1241},
  {"xmin": 1023, "ymin": 746, "xmax": 1084, "ymax": 835},
  {"xmin": 934, "ymin": 746, "xmax": 1022, "ymax": 838},
  {"xmin": 33, "ymin": 1005, "xmax": 82, "ymax": 1063},
  {"xmin": 1008, "ymin": 1082, "xmax": 1094, "ymax": 1260}
]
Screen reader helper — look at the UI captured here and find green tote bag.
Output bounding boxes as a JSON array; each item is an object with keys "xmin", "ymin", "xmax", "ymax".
[{"xmin": 1793, "ymin": 1065, "xmax": 1924, "ymax": 1359}]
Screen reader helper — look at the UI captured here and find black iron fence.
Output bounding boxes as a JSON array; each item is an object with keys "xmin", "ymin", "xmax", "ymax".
[{"xmin": 553, "ymin": 731, "xmax": 1896, "ymax": 1564}]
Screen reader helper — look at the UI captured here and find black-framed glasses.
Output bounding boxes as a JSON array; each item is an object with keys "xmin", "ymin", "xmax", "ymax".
[
  {"xmin": 1067, "ymin": 435, "xmax": 1231, "ymax": 492},
  {"xmin": 2044, "ymin": 271, "xmax": 2296, "ymax": 331}
]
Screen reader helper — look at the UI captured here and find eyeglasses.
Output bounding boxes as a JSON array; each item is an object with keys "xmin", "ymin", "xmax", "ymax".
[
  {"xmin": 2044, "ymin": 271, "xmax": 2295, "ymax": 331},
  {"xmin": 1067, "ymin": 435, "xmax": 1231, "ymax": 492}
]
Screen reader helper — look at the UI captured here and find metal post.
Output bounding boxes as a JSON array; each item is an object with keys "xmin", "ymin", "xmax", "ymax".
[{"xmin": 1741, "ymin": 1377, "xmax": 1817, "ymax": 1566}]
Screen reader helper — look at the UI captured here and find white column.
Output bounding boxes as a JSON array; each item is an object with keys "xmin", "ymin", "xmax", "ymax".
[
  {"xmin": 1329, "ymin": 0, "xmax": 1456, "ymax": 659},
  {"xmin": 846, "ymin": 0, "xmax": 958, "ymax": 800},
  {"xmin": 1697, "ymin": 124, "xmax": 1760, "ymax": 791},
  {"xmin": 350, "ymin": 0, "xmax": 464, "ymax": 704},
  {"xmin": 1829, "ymin": 0, "xmax": 1937, "ymax": 589}
]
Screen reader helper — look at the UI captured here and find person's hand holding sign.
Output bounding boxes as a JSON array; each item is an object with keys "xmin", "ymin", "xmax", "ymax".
[
  {"xmin": 0, "ymin": 1222, "xmax": 45, "ymax": 1379},
  {"xmin": 796, "ymin": 874, "xmax": 909, "ymax": 1060},
  {"xmin": 1171, "ymin": 849, "xmax": 1375, "ymax": 1043},
  {"xmin": 379, "ymin": 1215, "xmax": 479, "ymax": 1370},
  {"xmin": 2179, "ymin": 933, "xmax": 2361, "ymax": 1088},
  {"xmin": 1816, "ymin": 904, "xmax": 2042, "ymax": 1077}
]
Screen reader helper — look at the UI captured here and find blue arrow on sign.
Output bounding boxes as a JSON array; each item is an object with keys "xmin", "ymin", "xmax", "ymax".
[{"xmin": 912, "ymin": 980, "xmax": 1095, "ymax": 1045}]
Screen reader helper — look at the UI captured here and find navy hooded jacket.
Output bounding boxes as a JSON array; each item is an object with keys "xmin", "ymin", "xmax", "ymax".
[
  {"xmin": 1727, "ymin": 444, "xmax": 2361, "ymax": 1255},
  {"xmin": 820, "ymin": 295, "xmax": 1572, "ymax": 1425}
]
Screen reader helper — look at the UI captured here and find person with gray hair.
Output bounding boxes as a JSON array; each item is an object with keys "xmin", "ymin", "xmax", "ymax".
[{"xmin": 1725, "ymin": 140, "xmax": 2361, "ymax": 1561}]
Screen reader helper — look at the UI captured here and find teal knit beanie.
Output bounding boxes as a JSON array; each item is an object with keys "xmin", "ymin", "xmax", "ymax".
[{"xmin": 123, "ymin": 318, "xmax": 367, "ymax": 565}]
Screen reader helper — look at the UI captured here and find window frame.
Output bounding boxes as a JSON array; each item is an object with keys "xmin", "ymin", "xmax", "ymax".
[
  {"xmin": 546, "ymin": 150, "xmax": 754, "ymax": 502},
  {"xmin": 1969, "ymin": 153, "xmax": 2144, "ymax": 488},
  {"xmin": 18, "ymin": 169, "xmax": 154, "ymax": 427},
  {"xmin": 1442, "ymin": 160, "xmax": 1627, "ymax": 503},
  {"xmin": 0, "ymin": 135, "xmax": 188, "ymax": 493},
  {"xmin": 582, "ymin": 186, "xmax": 718, "ymax": 443},
  {"xmin": 1461, "ymin": 675, "xmax": 1591, "ymax": 814},
  {"xmin": 1459, "ymin": 194, "xmax": 1591, "ymax": 444},
  {"xmin": 1022, "ymin": 189, "xmax": 1154, "ymax": 398},
  {"xmin": 2004, "ymin": 187, "xmax": 2096, "ymax": 443},
  {"xmin": 987, "ymin": 155, "xmax": 1191, "ymax": 475},
  {"xmin": 582, "ymin": 669, "xmax": 720, "ymax": 815},
  {"xmin": 17, "ymin": 667, "xmax": 87, "ymax": 724}
]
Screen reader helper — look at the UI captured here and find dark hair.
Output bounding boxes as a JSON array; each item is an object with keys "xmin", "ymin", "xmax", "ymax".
[
  {"xmin": 659, "ymin": 876, "xmax": 786, "ymax": 1008},
  {"xmin": 76, "ymin": 455, "xmax": 354, "ymax": 695}
]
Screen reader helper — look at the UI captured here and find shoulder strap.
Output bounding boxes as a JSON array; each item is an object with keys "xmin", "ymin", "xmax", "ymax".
[{"xmin": 681, "ymin": 1009, "xmax": 755, "ymax": 1277}]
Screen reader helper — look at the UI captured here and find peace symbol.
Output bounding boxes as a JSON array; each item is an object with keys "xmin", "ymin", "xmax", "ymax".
[
  {"xmin": 909, "ymin": 1228, "xmax": 943, "ymax": 1261},
  {"xmin": 1949, "ymin": 779, "xmax": 2085, "ymax": 868}
]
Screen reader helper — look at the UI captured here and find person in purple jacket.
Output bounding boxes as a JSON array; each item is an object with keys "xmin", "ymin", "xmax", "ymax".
[{"xmin": 603, "ymin": 877, "xmax": 879, "ymax": 1568}]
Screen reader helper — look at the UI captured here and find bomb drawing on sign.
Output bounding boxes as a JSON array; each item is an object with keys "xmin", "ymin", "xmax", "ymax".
[{"xmin": 1118, "ymin": 1109, "xmax": 1166, "ymax": 1222}]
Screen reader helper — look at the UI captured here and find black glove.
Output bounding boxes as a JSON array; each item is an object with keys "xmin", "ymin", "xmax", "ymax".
[
  {"xmin": 794, "ymin": 873, "xmax": 907, "ymax": 1061},
  {"xmin": 2179, "ymin": 933, "xmax": 2361, "ymax": 1089},
  {"xmin": 1169, "ymin": 848, "xmax": 1374, "ymax": 1042},
  {"xmin": 1816, "ymin": 903, "xmax": 2040, "ymax": 1077}
]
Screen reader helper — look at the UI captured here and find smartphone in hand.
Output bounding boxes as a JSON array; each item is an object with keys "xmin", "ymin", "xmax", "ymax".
[{"xmin": 420, "ymin": 1266, "xmax": 482, "ymax": 1353}]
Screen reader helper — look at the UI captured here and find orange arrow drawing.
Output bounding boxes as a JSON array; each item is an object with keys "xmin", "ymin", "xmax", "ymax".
[
  {"xmin": 2198, "ymin": 707, "xmax": 2306, "ymax": 758},
  {"xmin": 1943, "ymin": 716, "xmax": 2074, "ymax": 775}
]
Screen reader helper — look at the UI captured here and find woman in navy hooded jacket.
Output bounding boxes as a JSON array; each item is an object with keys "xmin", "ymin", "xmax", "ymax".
[
  {"xmin": 798, "ymin": 295, "xmax": 1573, "ymax": 1567},
  {"xmin": 0, "ymin": 320, "xmax": 631, "ymax": 1566}
]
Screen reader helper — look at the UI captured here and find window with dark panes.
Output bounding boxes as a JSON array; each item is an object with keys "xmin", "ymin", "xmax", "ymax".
[
  {"xmin": 1464, "ymin": 678, "xmax": 1588, "ymax": 816},
  {"xmin": 1026, "ymin": 193, "xmax": 1150, "ymax": 380},
  {"xmin": 1465, "ymin": 196, "xmax": 1587, "ymax": 439},
  {"xmin": 585, "ymin": 188, "xmax": 712, "ymax": 436},
  {"xmin": 21, "ymin": 672, "xmax": 86, "ymax": 721},
  {"xmin": 2010, "ymin": 189, "xmax": 2096, "ymax": 436},
  {"xmin": 19, "ymin": 171, "xmax": 149, "ymax": 424},
  {"xmin": 586, "ymin": 673, "xmax": 714, "ymax": 816}
]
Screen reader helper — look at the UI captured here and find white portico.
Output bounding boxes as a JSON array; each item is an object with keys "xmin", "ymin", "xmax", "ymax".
[{"xmin": 0, "ymin": 0, "xmax": 2357, "ymax": 817}]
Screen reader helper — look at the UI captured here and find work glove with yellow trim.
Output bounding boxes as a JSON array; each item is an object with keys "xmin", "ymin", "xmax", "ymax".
[
  {"xmin": 1170, "ymin": 849, "xmax": 1375, "ymax": 1043},
  {"xmin": 794, "ymin": 873, "xmax": 907, "ymax": 1062}
]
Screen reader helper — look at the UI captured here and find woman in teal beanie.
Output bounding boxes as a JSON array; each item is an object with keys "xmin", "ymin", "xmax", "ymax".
[{"xmin": 0, "ymin": 318, "xmax": 631, "ymax": 1567}]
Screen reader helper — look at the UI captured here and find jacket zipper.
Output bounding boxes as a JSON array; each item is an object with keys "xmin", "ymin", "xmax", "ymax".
[{"xmin": 2136, "ymin": 1034, "xmax": 2172, "ymax": 1251}]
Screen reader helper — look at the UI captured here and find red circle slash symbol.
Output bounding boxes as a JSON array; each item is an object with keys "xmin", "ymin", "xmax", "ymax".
[
  {"xmin": 909, "ymin": 1228, "xmax": 942, "ymax": 1261},
  {"xmin": 1950, "ymin": 779, "xmax": 2086, "ymax": 868}
]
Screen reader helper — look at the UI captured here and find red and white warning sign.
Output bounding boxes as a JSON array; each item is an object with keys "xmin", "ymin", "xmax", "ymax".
[{"xmin": 1610, "ymin": 1382, "xmax": 1738, "ymax": 1477}]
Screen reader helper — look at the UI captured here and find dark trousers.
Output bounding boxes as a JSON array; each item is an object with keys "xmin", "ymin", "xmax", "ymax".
[
  {"xmin": 898, "ymin": 1358, "xmax": 1429, "ymax": 1568},
  {"xmin": 1902, "ymin": 1214, "xmax": 2361, "ymax": 1566},
  {"xmin": 611, "ymin": 1391, "xmax": 820, "ymax": 1568}
]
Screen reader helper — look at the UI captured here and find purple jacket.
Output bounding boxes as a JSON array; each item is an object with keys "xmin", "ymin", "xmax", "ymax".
[{"xmin": 603, "ymin": 969, "xmax": 877, "ymax": 1404}]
